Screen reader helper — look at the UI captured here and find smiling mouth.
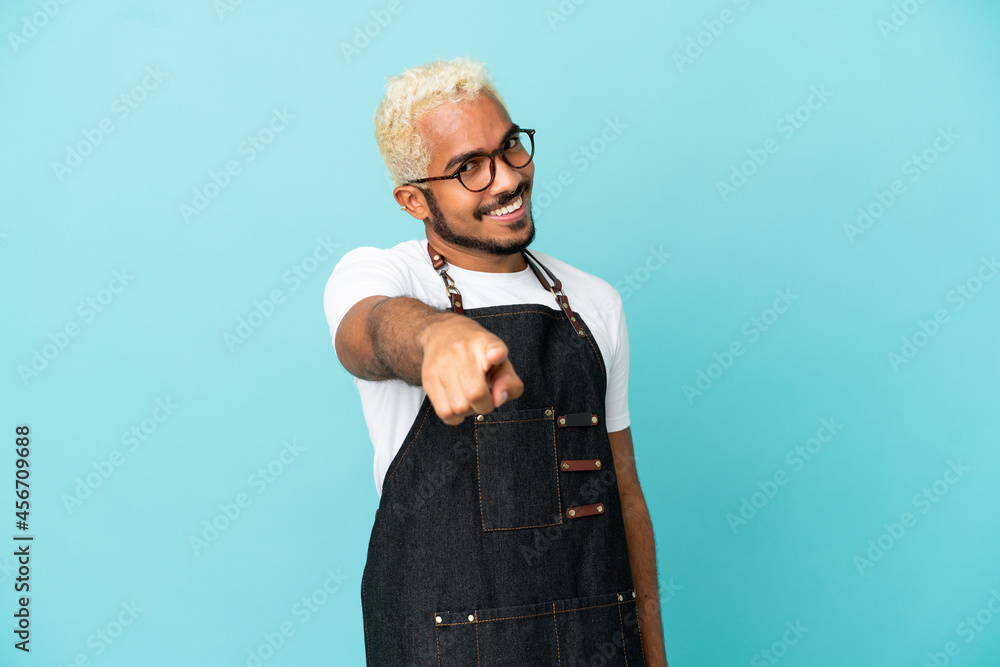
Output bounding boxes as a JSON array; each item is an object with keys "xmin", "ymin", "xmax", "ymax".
[{"xmin": 484, "ymin": 193, "xmax": 525, "ymax": 220}]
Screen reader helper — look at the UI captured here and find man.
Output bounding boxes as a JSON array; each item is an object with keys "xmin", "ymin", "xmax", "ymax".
[{"xmin": 324, "ymin": 56, "xmax": 667, "ymax": 666}]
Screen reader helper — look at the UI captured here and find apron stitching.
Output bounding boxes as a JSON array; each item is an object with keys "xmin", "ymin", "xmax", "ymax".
[
  {"xmin": 478, "ymin": 417, "xmax": 551, "ymax": 424},
  {"xmin": 471, "ymin": 309, "xmax": 562, "ymax": 321},
  {"xmin": 550, "ymin": 409, "xmax": 563, "ymax": 520},
  {"xmin": 476, "ymin": 410, "xmax": 562, "ymax": 532},
  {"xmin": 435, "ymin": 598, "xmax": 626, "ymax": 625},
  {"xmin": 383, "ymin": 399, "xmax": 433, "ymax": 489},
  {"xmin": 552, "ymin": 602, "xmax": 562, "ymax": 666},
  {"xmin": 434, "ymin": 621, "xmax": 441, "ymax": 667},
  {"xmin": 474, "ymin": 425, "xmax": 487, "ymax": 532},
  {"xmin": 361, "ymin": 572, "xmax": 370, "ymax": 662},
  {"xmin": 632, "ymin": 595, "xmax": 647, "ymax": 666},
  {"xmin": 579, "ymin": 328, "xmax": 607, "ymax": 390},
  {"xmin": 617, "ymin": 598, "xmax": 630, "ymax": 667},
  {"xmin": 474, "ymin": 612, "xmax": 481, "ymax": 666},
  {"xmin": 483, "ymin": 519, "xmax": 562, "ymax": 532}
]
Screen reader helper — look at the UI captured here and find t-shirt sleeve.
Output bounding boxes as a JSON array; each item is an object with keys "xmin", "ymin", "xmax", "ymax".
[
  {"xmin": 323, "ymin": 246, "xmax": 412, "ymax": 348},
  {"xmin": 604, "ymin": 290, "xmax": 631, "ymax": 433}
]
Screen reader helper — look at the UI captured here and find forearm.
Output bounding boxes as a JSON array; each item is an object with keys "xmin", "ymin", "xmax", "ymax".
[
  {"xmin": 365, "ymin": 297, "xmax": 445, "ymax": 384},
  {"xmin": 621, "ymin": 494, "xmax": 668, "ymax": 666},
  {"xmin": 336, "ymin": 295, "xmax": 522, "ymax": 423},
  {"xmin": 336, "ymin": 295, "xmax": 453, "ymax": 384}
]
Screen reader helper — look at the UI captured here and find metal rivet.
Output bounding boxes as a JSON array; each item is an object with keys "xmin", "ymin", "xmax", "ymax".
[
  {"xmin": 433, "ymin": 255, "xmax": 440, "ymax": 261},
  {"xmin": 562, "ymin": 462, "xmax": 569, "ymax": 470},
  {"xmin": 568, "ymin": 509, "xmax": 576, "ymax": 517},
  {"xmin": 595, "ymin": 460, "xmax": 602, "ymax": 468},
  {"xmin": 632, "ymin": 591, "xmax": 636, "ymax": 598},
  {"xmin": 591, "ymin": 415, "xmax": 598, "ymax": 424},
  {"xmin": 468, "ymin": 614, "xmax": 474, "ymax": 622},
  {"xmin": 577, "ymin": 330, "xmax": 584, "ymax": 336},
  {"xmin": 559, "ymin": 417, "xmax": 566, "ymax": 425},
  {"xmin": 455, "ymin": 300, "xmax": 461, "ymax": 307},
  {"xmin": 436, "ymin": 615, "xmax": 442, "ymax": 623},
  {"xmin": 545, "ymin": 409, "xmax": 552, "ymax": 417},
  {"xmin": 618, "ymin": 594, "xmax": 623, "ymax": 601},
  {"xmin": 597, "ymin": 505, "xmax": 603, "ymax": 513},
  {"xmin": 570, "ymin": 316, "xmax": 576, "ymax": 322},
  {"xmin": 476, "ymin": 414, "xmax": 484, "ymax": 422}
]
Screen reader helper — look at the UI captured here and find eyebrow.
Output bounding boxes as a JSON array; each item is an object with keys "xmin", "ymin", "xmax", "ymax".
[{"xmin": 443, "ymin": 123, "xmax": 520, "ymax": 173}]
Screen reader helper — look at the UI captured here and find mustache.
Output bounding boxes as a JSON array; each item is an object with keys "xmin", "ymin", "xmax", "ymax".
[{"xmin": 478, "ymin": 184, "xmax": 528, "ymax": 216}]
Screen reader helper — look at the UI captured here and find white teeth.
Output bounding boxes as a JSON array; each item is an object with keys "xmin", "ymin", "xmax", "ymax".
[{"xmin": 487, "ymin": 194, "xmax": 522, "ymax": 217}]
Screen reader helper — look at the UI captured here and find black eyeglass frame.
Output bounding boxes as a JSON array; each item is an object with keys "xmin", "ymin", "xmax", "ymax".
[{"xmin": 405, "ymin": 128, "xmax": 535, "ymax": 193}]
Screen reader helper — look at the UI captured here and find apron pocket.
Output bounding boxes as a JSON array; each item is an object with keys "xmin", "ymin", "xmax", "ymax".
[
  {"xmin": 474, "ymin": 406, "xmax": 561, "ymax": 531},
  {"xmin": 434, "ymin": 589, "xmax": 642, "ymax": 667}
]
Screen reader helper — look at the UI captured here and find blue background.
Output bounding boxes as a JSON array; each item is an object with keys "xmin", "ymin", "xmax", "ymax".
[{"xmin": 2, "ymin": 0, "xmax": 999, "ymax": 665}]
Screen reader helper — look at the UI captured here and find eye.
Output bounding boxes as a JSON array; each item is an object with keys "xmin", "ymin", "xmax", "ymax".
[
  {"xmin": 459, "ymin": 157, "xmax": 485, "ymax": 174},
  {"xmin": 504, "ymin": 135, "xmax": 520, "ymax": 150}
]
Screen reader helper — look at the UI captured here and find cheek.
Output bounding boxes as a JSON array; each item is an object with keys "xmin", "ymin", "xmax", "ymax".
[{"xmin": 442, "ymin": 194, "xmax": 483, "ymax": 217}]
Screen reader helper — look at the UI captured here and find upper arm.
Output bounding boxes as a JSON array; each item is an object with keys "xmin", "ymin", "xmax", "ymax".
[
  {"xmin": 323, "ymin": 248, "xmax": 410, "ymax": 375},
  {"xmin": 334, "ymin": 295, "xmax": 392, "ymax": 379},
  {"xmin": 604, "ymin": 288, "xmax": 630, "ymax": 432}
]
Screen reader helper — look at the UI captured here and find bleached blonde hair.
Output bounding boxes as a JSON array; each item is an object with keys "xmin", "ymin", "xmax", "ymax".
[{"xmin": 374, "ymin": 56, "xmax": 508, "ymax": 188}]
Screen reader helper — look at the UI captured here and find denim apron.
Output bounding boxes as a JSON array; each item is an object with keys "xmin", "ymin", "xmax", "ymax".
[{"xmin": 361, "ymin": 242, "xmax": 645, "ymax": 666}]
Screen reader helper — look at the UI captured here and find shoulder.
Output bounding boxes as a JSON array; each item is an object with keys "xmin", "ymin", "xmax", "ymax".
[
  {"xmin": 333, "ymin": 238, "xmax": 428, "ymax": 271},
  {"xmin": 326, "ymin": 238, "xmax": 433, "ymax": 290}
]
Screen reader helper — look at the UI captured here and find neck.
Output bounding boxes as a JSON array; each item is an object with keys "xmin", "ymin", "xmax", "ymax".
[{"xmin": 426, "ymin": 235, "xmax": 528, "ymax": 273}]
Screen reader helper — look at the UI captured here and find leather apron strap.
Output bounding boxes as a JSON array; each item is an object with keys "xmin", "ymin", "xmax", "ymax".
[{"xmin": 426, "ymin": 240, "xmax": 588, "ymax": 337}]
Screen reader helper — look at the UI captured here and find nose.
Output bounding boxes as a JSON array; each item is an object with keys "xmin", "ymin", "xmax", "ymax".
[{"xmin": 489, "ymin": 156, "xmax": 523, "ymax": 196}]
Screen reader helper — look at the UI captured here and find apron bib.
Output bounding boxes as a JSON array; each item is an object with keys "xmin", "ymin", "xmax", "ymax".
[{"xmin": 361, "ymin": 243, "xmax": 644, "ymax": 666}]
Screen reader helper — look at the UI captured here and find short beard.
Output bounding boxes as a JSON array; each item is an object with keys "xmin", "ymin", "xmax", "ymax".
[{"xmin": 422, "ymin": 186, "xmax": 536, "ymax": 257}]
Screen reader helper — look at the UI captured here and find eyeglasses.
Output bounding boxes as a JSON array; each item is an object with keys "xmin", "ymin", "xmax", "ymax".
[{"xmin": 407, "ymin": 128, "xmax": 535, "ymax": 193}]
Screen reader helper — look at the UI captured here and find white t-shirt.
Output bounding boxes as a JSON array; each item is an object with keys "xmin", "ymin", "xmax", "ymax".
[{"xmin": 323, "ymin": 238, "xmax": 630, "ymax": 497}]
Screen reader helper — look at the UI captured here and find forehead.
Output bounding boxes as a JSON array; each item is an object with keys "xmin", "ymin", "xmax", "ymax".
[{"xmin": 416, "ymin": 93, "xmax": 513, "ymax": 168}]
